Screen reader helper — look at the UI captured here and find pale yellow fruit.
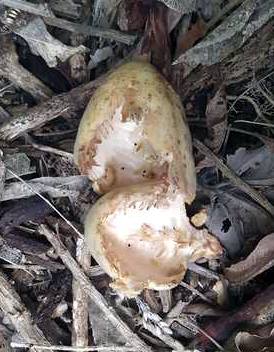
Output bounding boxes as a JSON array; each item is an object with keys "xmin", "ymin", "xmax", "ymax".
[
  {"xmin": 74, "ymin": 61, "xmax": 196, "ymax": 203},
  {"xmin": 85, "ymin": 181, "xmax": 222, "ymax": 297}
]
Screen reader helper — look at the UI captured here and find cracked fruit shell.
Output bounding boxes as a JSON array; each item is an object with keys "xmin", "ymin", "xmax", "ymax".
[
  {"xmin": 74, "ymin": 61, "xmax": 196, "ymax": 203},
  {"xmin": 84, "ymin": 181, "xmax": 222, "ymax": 297}
]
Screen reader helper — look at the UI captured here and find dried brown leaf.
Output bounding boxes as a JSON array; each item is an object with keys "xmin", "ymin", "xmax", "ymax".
[
  {"xmin": 158, "ymin": 290, "xmax": 172, "ymax": 313},
  {"xmin": 0, "ymin": 196, "xmax": 52, "ymax": 234},
  {"xmin": 143, "ymin": 289, "xmax": 162, "ymax": 313},
  {"xmin": 183, "ymin": 303, "xmax": 223, "ymax": 318},
  {"xmin": 175, "ymin": 17, "xmax": 207, "ymax": 58},
  {"xmin": 262, "ymin": 137, "xmax": 274, "ymax": 151},
  {"xmin": 117, "ymin": 0, "xmax": 149, "ymax": 32},
  {"xmin": 206, "ymin": 88, "xmax": 227, "ymax": 153},
  {"xmin": 69, "ymin": 53, "xmax": 89, "ymax": 85},
  {"xmin": 194, "ymin": 284, "xmax": 274, "ymax": 350},
  {"xmin": 167, "ymin": 8, "xmax": 183, "ymax": 33},
  {"xmin": 139, "ymin": 4, "xmax": 171, "ymax": 77},
  {"xmin": 225, "ymin": 233, "xmax": 274, "ymax": 284}
]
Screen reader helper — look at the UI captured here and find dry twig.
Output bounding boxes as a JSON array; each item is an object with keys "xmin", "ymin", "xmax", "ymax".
[
  {"xmin": 193, "ymin": 139, "xmax": 274, "ymax": 217},
  {"xmin": 72, "ymin": 238, "xmax": 90, "ymax": 348},
  {"xmin": 10, "ymin": 344, "xmax": 138, "ymax": 351},
  {"xmin": 0, "ymin": 73, "xmax": 105, "ymax": 140},
  {"xmin": 2, "ymin": 175, "xmax": 89, "ymax": 201},
  {"xmin": 0, "ymin": 153, "xmax": 5, "ymax": 200},
  {"xmin": 38, "ymin": 224, "xmax": 152, "ymax": 352},
  {"xmin": 180, "ymin": 281, "xmax": 213, "ymax": 304},
  {"xmin": 0, "ymin": 269, "xmax": 53, "ymax": 352}
]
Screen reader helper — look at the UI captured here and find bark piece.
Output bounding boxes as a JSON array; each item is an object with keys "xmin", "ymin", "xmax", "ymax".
[
  {"xmin": 174, "ymin": 0, "xmax": 274, "ymax": 78},
  {"xmin": 0, "ymin": 72, "xmax": 105, "ymax": 141},
  {"xmin": 0, "ymin": 36, "xmax": 52, "ymax": 102},
  {"xmin": 2, "ymin": 176, "xmax": 90, "ymax": 201},
  {"xmin": 72, "ymin": 239, "xmax": 90, "ymax": 348}
]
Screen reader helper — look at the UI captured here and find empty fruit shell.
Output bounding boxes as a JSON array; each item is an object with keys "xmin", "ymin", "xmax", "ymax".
[
  {"xmin": 84, "ymin": 181, "xmax": 222, "ymax": 297},
  {"xmin": 74, "ymin": 61, "xmax": 196, "ymax": 203}
]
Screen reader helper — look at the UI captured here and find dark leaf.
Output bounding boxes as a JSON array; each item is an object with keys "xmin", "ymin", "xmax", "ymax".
[
  {"xmin": 206, "ymin": 190, "xmax": 274, "ymax": 258},
  {"xmin": 204, "ymin": 146, "xmax": 274, "ymax": 258},
  {"xmin": 227, "ymin": 146, "xmax": 274, "ymax": 186},
  {"xmin": 0, "ymin": 196, "xmax": 53, "ymax": 234},
  {"xmin": 35, "ymin": 271, "xmax": 71, "ymax": 324}
]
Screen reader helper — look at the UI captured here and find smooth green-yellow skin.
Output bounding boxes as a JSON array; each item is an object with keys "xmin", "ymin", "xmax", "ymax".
[{"xmin": 74, "ymin": 61, "xmax": 196, "ymax": 202}]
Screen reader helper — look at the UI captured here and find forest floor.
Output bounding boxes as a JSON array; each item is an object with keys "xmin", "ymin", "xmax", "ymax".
[{"xmin": 0, "ymin": 1, "xmax": 274, "ymax": 352}]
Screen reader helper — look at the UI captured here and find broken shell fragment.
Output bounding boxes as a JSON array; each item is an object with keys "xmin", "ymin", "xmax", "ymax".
[
  {"xmin": 74, "ymin": 61, "xmax": 196, "ymax": 203},
  {"xmin": 85, "ymin": 181, "xmax": 222, "ymax": 297}
]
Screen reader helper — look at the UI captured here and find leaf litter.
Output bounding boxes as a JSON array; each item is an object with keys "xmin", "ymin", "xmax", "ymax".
[{"xmin": 0, "ymin": 1, "xmax": 274, "ymax": 352}]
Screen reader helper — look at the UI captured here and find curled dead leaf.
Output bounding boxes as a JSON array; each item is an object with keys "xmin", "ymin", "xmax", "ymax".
[
  {"xmin": 235, "ymin": 328, "xmax": 274, "ymax": 352},
  {"xmin": 225, "ymin": 233, "xmax": 274, "ymax": 285}
]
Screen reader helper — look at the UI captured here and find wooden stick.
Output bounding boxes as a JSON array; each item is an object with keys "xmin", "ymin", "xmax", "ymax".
[
  {"xmin": 10, "ymin": 343, "xmax": 138, "ymax": 351},
  {"xmin": 0, "ymin": 153, "xmax": 5, "ymax": 200},
  {"xmin": 38, "ymin": 224, "xmax": 152, "ymax": 352},
  {"xmin": 0, "ymin": 73, "xmax": 104, "ymax": 141},
  {"xmin": 72, "ymin": 238, "xmax": 90, "ymax": 348},
  {"xmin": 193, "ymin": 139, "xmax": 274, "ymax": 217}
]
